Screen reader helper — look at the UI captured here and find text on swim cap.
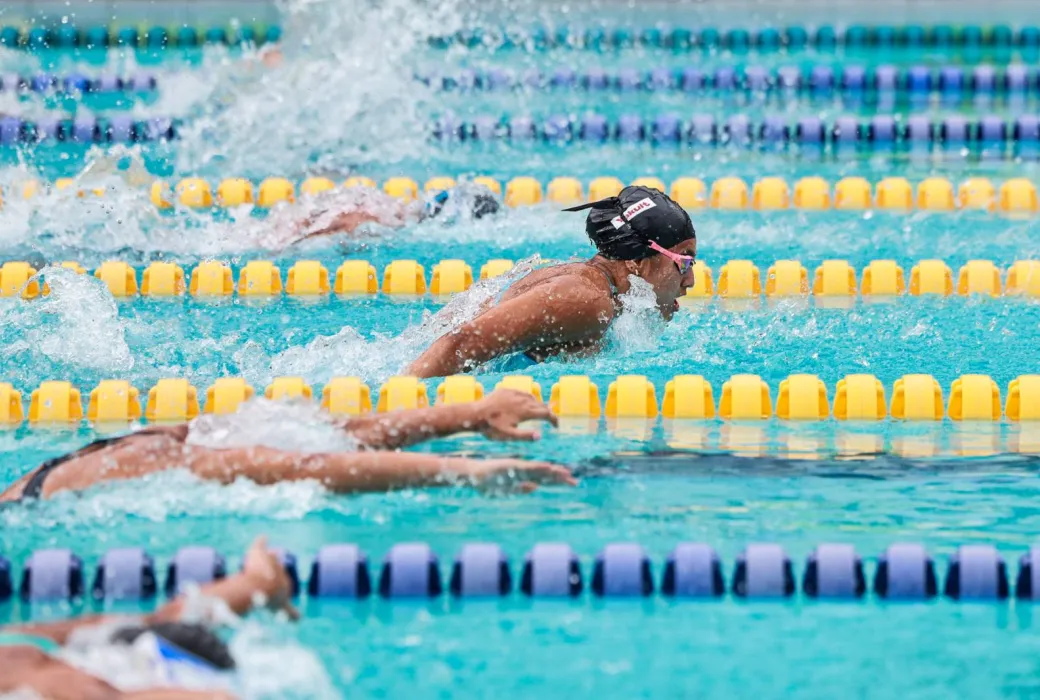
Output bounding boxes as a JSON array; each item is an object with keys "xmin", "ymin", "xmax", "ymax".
[{"xmin": 610, "ymin": 197, "xmax": 657, "ymax": 229}]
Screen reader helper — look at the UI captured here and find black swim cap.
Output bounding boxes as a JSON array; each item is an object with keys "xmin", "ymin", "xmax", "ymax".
[
  {"xmin": 112, "ymin": 621, "xmax": 236, "ymax": 670},
  {"xmin": 565, "ymin": 185, "xmax": 695, "ymax": 261},
  {"xmin": 427, "ymin": 189, "xmax": 501, "ymax": 220}
]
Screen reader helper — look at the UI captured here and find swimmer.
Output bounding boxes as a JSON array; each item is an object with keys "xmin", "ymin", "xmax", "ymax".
[
  {"xmin": 0, "ymin": 389, "xmax": 573, "ymax": 504},
  {"xmin": 407, "ymin": 186, "xmax": 696, "ymax": 377},
  {"xmin": 0, "ymin": 536, "xmax": 293, "ymax": 699},
  {"xmin": 258, "ymin": 182, "xmax": 501, "ymax": 249}
]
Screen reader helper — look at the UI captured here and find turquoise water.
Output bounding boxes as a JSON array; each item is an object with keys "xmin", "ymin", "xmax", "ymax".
[{"xmin": 4, "ymin": 1, "xmax": 1040, "ymax": 696}]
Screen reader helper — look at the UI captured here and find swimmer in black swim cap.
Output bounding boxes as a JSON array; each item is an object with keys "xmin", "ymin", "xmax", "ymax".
[
  {"xmin": 0, "ymin": 536, "xmax": 292, "ymax": 699},
  {"xmin": 408, "ymin": 185, "xmax": 697, "ymax": 378},
  {"xmin": 265, "ymin": 180, "xmax": 501, "ymax": 249}
]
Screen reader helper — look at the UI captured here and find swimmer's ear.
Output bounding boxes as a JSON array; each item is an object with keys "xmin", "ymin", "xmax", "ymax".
[{"xmin": 623, "ymin": 260, "xmax": 640, "ymax": 276}]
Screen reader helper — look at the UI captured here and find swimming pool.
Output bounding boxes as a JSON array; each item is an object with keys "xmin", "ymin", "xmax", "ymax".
[{"xmin": 2, "ymin": 0, "xmax": 1040, "ymax": 696}]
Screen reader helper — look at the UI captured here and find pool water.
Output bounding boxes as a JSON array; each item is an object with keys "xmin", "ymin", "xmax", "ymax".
[{"xmin": 2, "ymin": 0, "xmax": 1040, "ymax": 697}]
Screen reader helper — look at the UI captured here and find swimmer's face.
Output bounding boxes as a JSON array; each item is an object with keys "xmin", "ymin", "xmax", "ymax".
[{"xmin": 634, "ymin": 238, "xmax": 697, "ymax": 320}]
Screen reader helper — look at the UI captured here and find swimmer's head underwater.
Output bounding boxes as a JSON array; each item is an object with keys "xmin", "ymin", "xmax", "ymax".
[
  {"xmin": 109, "ymin": 621, "xmax": 236, "ymax": 672},
  {"xmin": 423, "ymin": 186, "xmax": 502, "ymax": 222}
]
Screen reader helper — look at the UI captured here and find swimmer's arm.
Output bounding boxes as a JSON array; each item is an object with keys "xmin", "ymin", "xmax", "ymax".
[
  {"xmin": 405, "ymin": 286, "xmax": 612, "ymax": 378},
  {"xmin": 152, "ymin": 536, "xmax": 297, "ymax": 623},
  {"xmin": 341, "ymin": 389, "xmax": 557, "ymax": 448},
  {"xmin": 149, "ymin": 568, "xmax": 291, "ymax": 624},
  {"xmin": 122, "ymin": 691, "xmax": 237, "ymax": 699},
  {"xmin": 192, "ymin": 449, "xmax": 574, "ymax": 493},
  {"xmin": 338, "ymin": 403, "xmax": 484, "ymax": 448}
]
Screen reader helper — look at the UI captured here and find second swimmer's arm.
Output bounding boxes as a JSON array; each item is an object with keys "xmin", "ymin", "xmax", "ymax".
[{"xmin": 343, "ymin": 389, "xmax": 558, "ymax": 449}]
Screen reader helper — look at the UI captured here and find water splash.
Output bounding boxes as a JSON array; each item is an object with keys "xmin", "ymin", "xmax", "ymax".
[
  {"xmin": 0, "ymin": 469, "xmax": 329, "ymax": 530},
  {"xmin": 61, "ymin": 616, "xmax": 336, "ymax": 699},
  {"xmin": 174, "ymin": 0, "xmax": 465, "ymax": 177},
  {"xmin": 604, "ymin": 274, "xmax": 667, "ymax": 356},
  {"xmin": 187, "ymin": 397, "xmax": 359, "ymax": 452},
  {"xmin": 235, "ymin": 256, "xmax": 541, "ymax": 385},
  {"xmin": 0, "ymin": 266, "xmax": 134, "ymax": 375}
]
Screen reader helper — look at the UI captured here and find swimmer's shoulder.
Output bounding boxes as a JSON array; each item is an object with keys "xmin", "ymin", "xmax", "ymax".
[{"xmin": 500, "ymin": 263, "xmax": 616, "ymax": 310}]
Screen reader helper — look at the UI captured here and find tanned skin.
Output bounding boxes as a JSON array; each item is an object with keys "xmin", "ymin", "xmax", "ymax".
[{"xmin": 406, "ymin": 240, "xmax": 697, "ymax": 378}]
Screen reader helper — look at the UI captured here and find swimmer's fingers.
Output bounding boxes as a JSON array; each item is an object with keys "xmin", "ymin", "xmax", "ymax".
[
  {"xmin": 520, "ymin": 462, "xmax": 578, "ymax": 486},
  {"xmin": 487, "ymin": 423, "xmax": 541, "ymax": 442},
  {"xmin": 282, "ymin": 601, "xmax": 301, "ymax": 622},
  {"xmin": 467, "ymin": 459, "xmax": 576, "ymax": 493},
  {"xmin": 520, "ymin": 401, "xmax": 558, "ymax": 428}
]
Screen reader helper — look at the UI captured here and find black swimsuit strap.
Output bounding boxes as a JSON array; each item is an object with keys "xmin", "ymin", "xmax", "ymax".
[
  {"xmin": 588, "ymin": 262, "xmax": 620, "ymax": 298},
  {"xmin": 19, "ymin": 425, "xmax": 189, "ymax": 501}
]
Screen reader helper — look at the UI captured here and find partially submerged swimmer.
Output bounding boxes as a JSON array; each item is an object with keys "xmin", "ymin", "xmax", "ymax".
[
  {"xmin": 258, "ymin": 182, "xmax": 500, "ymax": 249},
  {"xmin": 407, "ymin": 186, "xmax": 697, "ymax": 378},
  {"xmin": 0, "ymin": 536, "xmax": 293, "ymax": 699},
  {"xmin": 0, "ymin": 389, "xmax": 573, "ymax": 503}
]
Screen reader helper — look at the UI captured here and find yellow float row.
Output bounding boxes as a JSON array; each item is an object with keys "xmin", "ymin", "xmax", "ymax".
[
  {"xmin": 0, "ymin": 259, "xmax": 517, "ymax": 299},
  {"xmin": 686, "ymin": 258, "xmax": 1040, "ymax": 298},
  {"xmin": 3, "ymin": 258, "xmax": 1039, "ymax": 300},
  {"xmin": 135, "ymin": 174, "xmax": 1038, "ymax": 214},
  {"xmin": 3, "ymin": 373, "xmax": 1039, "ymax": 427},
  {"xmin": 7, "ymin": 174, "xmax": 1036, "ymax": 215}
]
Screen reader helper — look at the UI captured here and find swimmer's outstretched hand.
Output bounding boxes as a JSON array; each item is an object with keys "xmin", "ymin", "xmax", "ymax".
[
  {"xmin": 243, "ymin": 536, "xmax": 300, "ymax": 621},
  {"xmin": 475, "ymin": 389, "xmax": 559, "ymax": 442},
  {"xmin": 462, "ymin": 458, "xmax": 577, "ymax": 494}
]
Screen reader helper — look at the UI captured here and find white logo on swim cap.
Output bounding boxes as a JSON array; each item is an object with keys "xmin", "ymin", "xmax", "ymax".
[
  {"xmin": 624, "ymin": 197, "xmax": 656, "ymax": 219},
  {"xmin": 610, "ymin": 197, "xmax": 656, "ymax": 229}
]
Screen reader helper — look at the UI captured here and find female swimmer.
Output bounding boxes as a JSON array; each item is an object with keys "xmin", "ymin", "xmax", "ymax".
[
  {"xmin": 0, "ymin": 389, "xmax": 573, "ymax": 504},
  {"xmin": 0, "ymin": 536, "xmax": 292, "ymax": 699},
  {"xmin": 406, "ymin": 186, "xmax": 697, "ymax": 378}
]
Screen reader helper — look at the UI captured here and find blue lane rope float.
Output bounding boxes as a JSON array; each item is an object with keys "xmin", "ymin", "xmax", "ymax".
[
  {"xmin": 0, "ymin": 72, "xmax": 158, "ymax": 95},
  {"xmin": 2, "ymin": 541, "xmax": 1028, "ymax": 603},
  {"xmin": 425, "ymin": 63, "xmax": 1040, "ymax": 99},
  {"xmin": 0, "ymin": 24, "xmax": 281, "ymax": 50},
  {"xmin": 428, "ymin": 112, "xmax": 1040, "ymax": 157},
  {"xmin": 425, "ymin": 24, "xmax": 1036, "ymax": 54},
  {"xmin": 0, "ymin": 116, "xmax": 176, "ymax": 145}
]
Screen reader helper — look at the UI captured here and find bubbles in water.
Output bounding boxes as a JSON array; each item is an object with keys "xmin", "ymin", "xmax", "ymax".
[
  {"xmin": 0, "ymin": 266, "xmax": 134, "ymax": 375},
  {"xmin": 174, "ymin": 0, "xmax": 465, "ymax": 176},
  {"xmin": 60, "ymin": 613, "xmax": 336, "ymax": 699},
  {"xmin": 605, "ymin": 274, "xmax": 666, "ymax": 356},
  {"xmin": 0, "ymin": 469, "xmax": 328, "ymax": 530},
  {"xmin": 187, "ymin": 397, "xmax": 359, "ymax": 453},
  {"xmin": 236, "ymin": 256, "xmax": 540, "ymax": 385}
]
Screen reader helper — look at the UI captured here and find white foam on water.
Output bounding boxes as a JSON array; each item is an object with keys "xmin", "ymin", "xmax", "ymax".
[
  {"xmin": 235, "ymin": 256, "xmax": 540, "ymax": 386},
  {"xmin": 0, "ymin": 266, "xmax": 134, "ymax": 374},
  {"xmin": 60, "ymin": 616, "xmax": 335, "ymax": 700},
  {"xmin": 604, "ymin": 274, "xmax": 668, "ymax": 356},
  {"xmin": 0, "ymin": 468, "xmax": 329, "ymax": 529},
  {"xmin": 174, "ymin": 0, "xmax": 465, "ymax": 176},
  {"xmin": 230, "ymin": 623, "xmax": 341, "ymax": 700},
  {"xmin": 187, "ymin": 397, "xmax": 360, "ymax": 453}
]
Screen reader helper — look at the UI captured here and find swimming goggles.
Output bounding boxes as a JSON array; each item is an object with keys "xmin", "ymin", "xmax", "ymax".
[{"xmin": 648, "ymin": 240, "xmax": 695, "ymax": 275}]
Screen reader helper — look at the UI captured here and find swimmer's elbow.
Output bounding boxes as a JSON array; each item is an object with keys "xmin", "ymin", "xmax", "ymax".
[{"xmin": 451, "ymin": 321, "xmax": 522, "ymax": 363}]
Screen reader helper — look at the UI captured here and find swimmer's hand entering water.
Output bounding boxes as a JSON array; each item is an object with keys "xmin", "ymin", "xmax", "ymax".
[
  {"xmin": 463, "ymin": 458, "xmax": 577, "ymax": 492},
  {"xmin": 241, "ymin": 536, "xmax": 300, "ymax": 621},
  {"xmin": 345, "ymin": 389, "xmax": 558, "ymax": 449},
  {"xmin": 477, "ymin": 389, "xmax": 558, "ymax": 442}
]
